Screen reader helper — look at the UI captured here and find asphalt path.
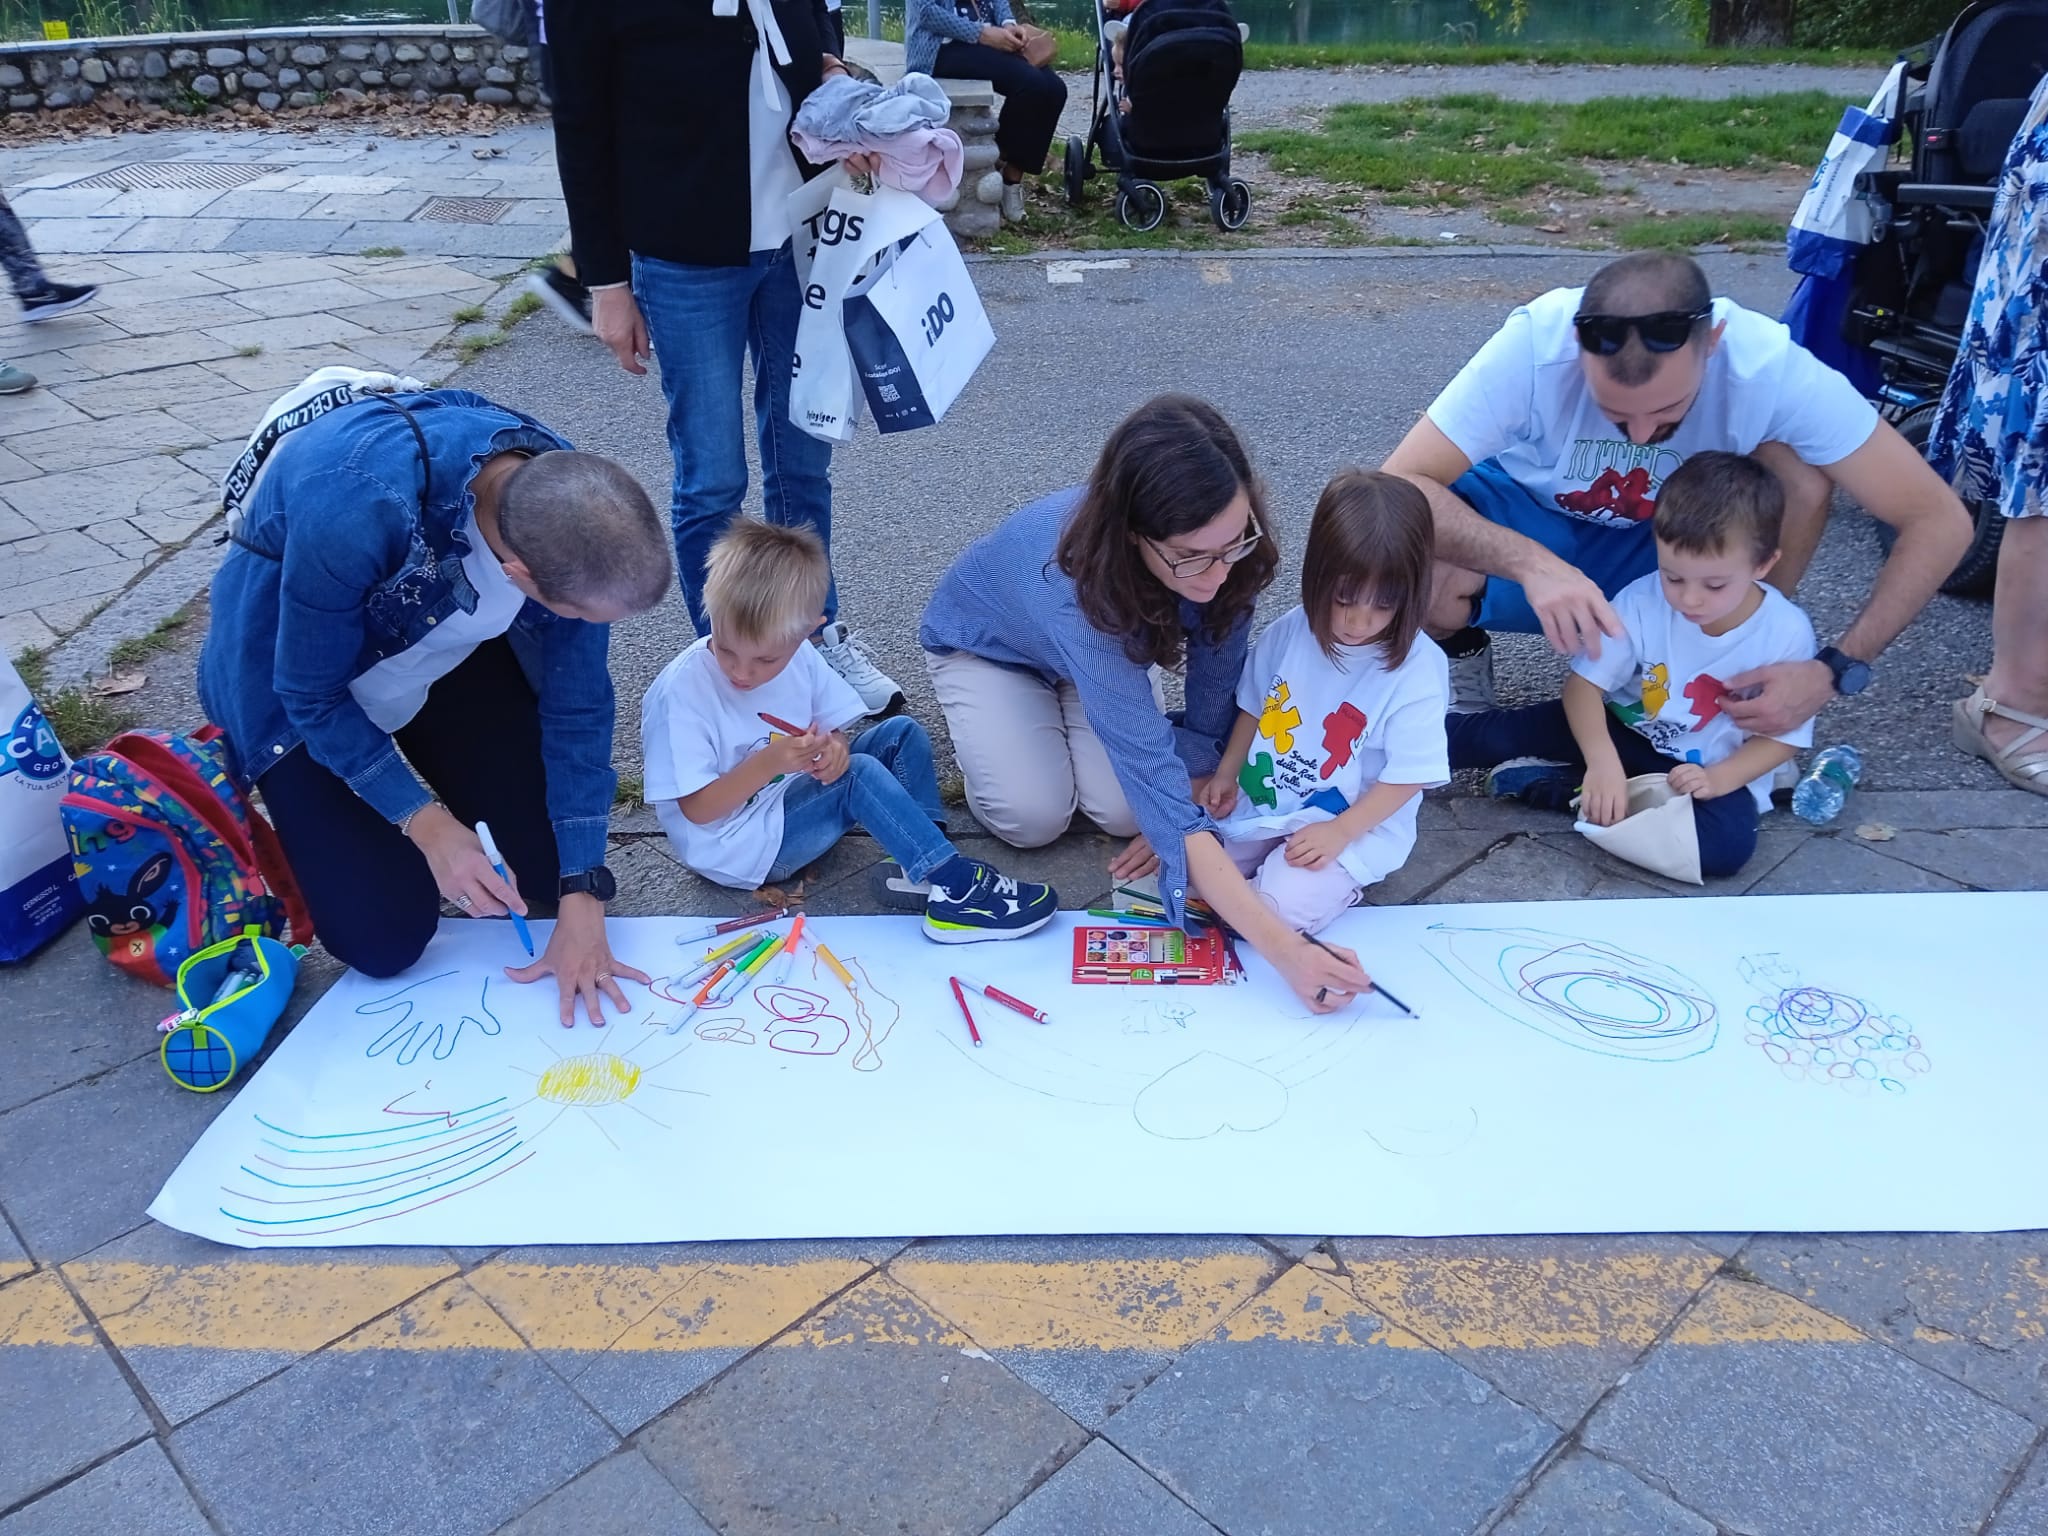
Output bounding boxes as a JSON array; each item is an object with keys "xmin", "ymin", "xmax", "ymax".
[{"xmin": 456, "ymin": 247, "xmax": 1996, "ymax": 795}]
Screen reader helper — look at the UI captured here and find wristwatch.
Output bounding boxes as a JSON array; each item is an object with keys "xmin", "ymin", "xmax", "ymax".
[
  {"xmin": 558, "ymin": 866, "xmax": 617, "ymax": 903},
  {"xmin": 1817, "ymin": 646, "xmax": 1873, "ymax": 697}
]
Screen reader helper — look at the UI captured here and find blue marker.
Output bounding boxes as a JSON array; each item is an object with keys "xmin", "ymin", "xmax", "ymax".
[{"xmin": 475, "ymin": 821, "xmax": 535, "ymax": 956}]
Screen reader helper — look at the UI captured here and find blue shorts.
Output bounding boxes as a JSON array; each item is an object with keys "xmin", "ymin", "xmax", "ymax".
[{"xmin": 1458, "ymin": 460, "xmax": 1659, "ymax": 634}]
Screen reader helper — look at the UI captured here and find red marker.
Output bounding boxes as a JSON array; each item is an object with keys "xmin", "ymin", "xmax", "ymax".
[
  {"xmin": 960, "ymin": 975, "xmax": 1051, "ymax": 1025},
  {"xmin": 758, "ymin": 711, "xmax": 807, "ymax": 736},
  {"xmin": 948, "ymin": 976, "xmax": 983, "ymax": 1048}
]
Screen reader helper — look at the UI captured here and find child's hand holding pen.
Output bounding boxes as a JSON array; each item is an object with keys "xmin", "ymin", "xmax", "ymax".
[
  {"xmin": 809, "ymin": 730, "xmax": 850, "ymax": 785},
  {"xmin": 762, "ymin": 728, "xmax": 829, "ymax": 777}
]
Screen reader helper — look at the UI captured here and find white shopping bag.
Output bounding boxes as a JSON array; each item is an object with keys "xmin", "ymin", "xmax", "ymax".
[
  {"xmin": 0, "ymin": 656, "xmax": 80, "ymax": 962},
  {"xmin": 788, "ymin": 181, "xmax": 940, "ymax": 444},
  {"xmin": 842, "ymin": 219, "xmax": 995, "ymax": 434},
  {"xmin": 1787, "ymin": 61, "xmax": 1904, "ymax": 279},
  {"xmin": 1574, "ymin": 773, "xmax": 1703, "ymax": 885}
]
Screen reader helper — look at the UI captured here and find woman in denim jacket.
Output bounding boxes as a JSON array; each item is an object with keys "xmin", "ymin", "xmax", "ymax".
[{"xmin": 199, "ymin": 388, "xmax": 672, "ymax": 1026}]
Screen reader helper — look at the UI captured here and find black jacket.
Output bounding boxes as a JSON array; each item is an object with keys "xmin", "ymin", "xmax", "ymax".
[{"xmin": 545, "ymin": 0, "xmax": 836, "ymax": 284}]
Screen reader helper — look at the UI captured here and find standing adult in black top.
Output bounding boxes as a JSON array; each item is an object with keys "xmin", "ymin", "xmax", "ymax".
[{"xmin": 544, "ymin": 0, "xmax": 905, "ymax": 716}]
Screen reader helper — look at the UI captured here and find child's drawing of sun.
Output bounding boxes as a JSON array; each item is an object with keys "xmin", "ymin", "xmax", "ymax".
[{"xmin": 508, "ymin": 1026, "xmax": 705, "ymax": 1152}]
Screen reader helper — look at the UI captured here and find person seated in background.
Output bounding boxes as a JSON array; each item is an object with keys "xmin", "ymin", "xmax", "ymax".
[
  {"xmin": 1381, "ymin": 250, "xmax": 1970, "ymax": 745},
  {"xmin": 905, "ymin": 0, "xmax": 1066, "ymax": 223},
  {"xmin": 1445, "ymin": 452, "xmax": 1817, "ymax": 880}
]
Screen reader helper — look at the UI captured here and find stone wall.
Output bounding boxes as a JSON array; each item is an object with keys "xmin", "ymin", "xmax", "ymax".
[{"xmin": 0, "ymin": 25, "xmax": 542, "ymax": 115}]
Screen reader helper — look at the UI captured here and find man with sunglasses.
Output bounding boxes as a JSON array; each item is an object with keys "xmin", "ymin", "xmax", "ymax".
[{"xmin": 1385, "ymin": 251, "xmax": 1971, "ymax": 738}]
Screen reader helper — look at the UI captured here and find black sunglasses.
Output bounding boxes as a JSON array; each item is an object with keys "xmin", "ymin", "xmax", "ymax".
[{"xmin": 1572, "ymin": 305, "xmax": 1712, "ymax": 356}]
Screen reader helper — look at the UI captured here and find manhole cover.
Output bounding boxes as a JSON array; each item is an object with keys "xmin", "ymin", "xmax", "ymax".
[
  {"xmin": 417, "ymin": 196, "xmax": 511, "ymax": 224},
  {"xmin": 67, "ymin": 161, "xmax": 274, "ymax": 191}
]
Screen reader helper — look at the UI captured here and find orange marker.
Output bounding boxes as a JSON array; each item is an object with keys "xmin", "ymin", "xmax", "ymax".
[{"xmin": 692, "ymin": 961, "xmax": 735, "ymax": 1005}]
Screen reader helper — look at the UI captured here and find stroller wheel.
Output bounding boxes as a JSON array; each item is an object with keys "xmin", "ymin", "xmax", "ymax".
[
  {"xmin": 1117, "ymin": 182, "xmax": 1167, "ymax": 233},
  {"xmin": 1064, "ymin": 136, "xmax": 1089, "ymax": 208},
  {"xmin": 1211, "ymin": 179, "xmax": 1251, "ymax": 232}
]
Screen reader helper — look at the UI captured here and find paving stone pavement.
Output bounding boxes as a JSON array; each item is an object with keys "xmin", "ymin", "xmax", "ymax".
[
  {"xmin": 1, "ymin": 122, "xmax": 565, "ymax": 658},
  {"xmin": 5, "ymin": 110, "xmax": 2048, "ymax": 1536}
]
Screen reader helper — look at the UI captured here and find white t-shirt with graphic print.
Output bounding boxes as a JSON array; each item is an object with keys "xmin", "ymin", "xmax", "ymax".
[
  {"xmin": 1572, "ymin": 573, "xmax": 1819, "ymax": 811},
  {"xmin": 1218, "ymin": 607, "xmax": 1451, "ymax": 888},
  {"xmin": 641, "ymin": 638, "xmax": 866, "ymax": 889},
  {"xmin": 1426, "ymin": 287, "xmax": 1879, "ymax": 530}
]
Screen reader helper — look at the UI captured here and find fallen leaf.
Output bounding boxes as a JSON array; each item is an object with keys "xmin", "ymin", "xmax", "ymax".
[
  {"xmin": 91, "ymin": 671, "xmax": 147, "ymax": 696},
  {"xmin": 1855, "ymin": 823, "xmax": 1897, "ymax": 842},
  {"xmin": 1536, "ymin": 223, "xmax": 1566, "ymax": 234}
]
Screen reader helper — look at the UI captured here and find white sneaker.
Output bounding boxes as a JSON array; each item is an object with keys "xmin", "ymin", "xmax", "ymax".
[
  {"xmin": 1000, "ymin": 181, "xmax": 1025, "ymax": 222},
  {"xmin": 814, "ymin": 622, "xmax": 904, "ymax": 716},
  {"xmin": 1442, "ymin": 628, "xmax": 1497, "ymax": 713}
]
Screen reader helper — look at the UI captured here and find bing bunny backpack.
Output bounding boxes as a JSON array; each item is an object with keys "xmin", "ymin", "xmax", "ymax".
[{"xmin": 61, "ymin": 729, "xmax": 311, "ymax": 987}]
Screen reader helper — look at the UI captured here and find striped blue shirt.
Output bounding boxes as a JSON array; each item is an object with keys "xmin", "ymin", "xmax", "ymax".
[{"xmin": 919, "ymin": 487, "xmax": 1247, "ymax": 925}]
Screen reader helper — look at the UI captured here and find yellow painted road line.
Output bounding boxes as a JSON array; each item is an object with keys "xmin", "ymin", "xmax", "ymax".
[{"xmin": 0, "ymin": 1253, "xmax": 1990, "ymax": 1357}]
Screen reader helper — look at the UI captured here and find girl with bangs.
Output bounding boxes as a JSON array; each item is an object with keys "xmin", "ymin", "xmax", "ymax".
[{"xmin": 1199, "ymin": 470, "xmax": 1452, "ymax": 934}]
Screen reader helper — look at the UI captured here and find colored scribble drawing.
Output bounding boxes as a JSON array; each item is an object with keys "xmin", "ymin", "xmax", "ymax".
[
  {"xmin": 508, "ymin": 1028, "xmax": 706, "ymax": 1153},
  {"xmin": 217, "ymin": 1087, "xmax": 535, "ymax": 1239},
  {"xmin": 1641, "ymin": 663, "xmax": 1672, "ymax": 717},
  {"xmin": 838, "ymin": 956, "xmax": 901, "ymax": 1073},
  {"xmin": 694, "ymin": 1016, "xmax": 758, "ymax": 1045},
  {"xmin": 1684, "ymin": 673, "xmax": 1728, "ymax": 725},
  {"xmin": 1257, "ymin": 680, "xmax": 1302, "ymax": 753},
  {"xmin": 1739, "ymin": 953, "xmax": 1928, "ymax": 1095},
  {"xmin": 1424, "ymin": 924, "xmax": 1718, "ymax": 1061},
  {"xmin": 1134, "ymin": 1052, "xmax": 1287, "ymax": 1139},
  {"xmin": 1240, "ymin": 751, "xmax": 1278, "ymax": 808},
  {"xmin": 1122, "ymin": 999, "xmax": 1198, "ymax": 1036},
  {"xmin": 1320, "ymin": 702, "xmax": 1368, "ymax": 779},
  {"xmin": 359, "ymin": 972, "xmax": 504, "ymax": 1066},
  {"xmin": 758, "ymin": 984, "xmax": 851, "ymax": 1058}
]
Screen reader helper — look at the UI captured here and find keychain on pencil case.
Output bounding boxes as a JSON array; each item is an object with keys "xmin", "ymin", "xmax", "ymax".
[{"xmin": 157, "ymin": 929, "xmax": 303, "ymax": 1093}]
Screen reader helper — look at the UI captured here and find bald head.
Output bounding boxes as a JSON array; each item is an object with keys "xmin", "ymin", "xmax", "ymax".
[{"xmin": 1577, "ymin": 252, "xmax": 1714, "ymax": 387}]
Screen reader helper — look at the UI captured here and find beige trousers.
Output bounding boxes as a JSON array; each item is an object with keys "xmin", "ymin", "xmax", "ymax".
[{"xmin": 925, "ymin": 649, "xmax": 1156, "ymax": 847}]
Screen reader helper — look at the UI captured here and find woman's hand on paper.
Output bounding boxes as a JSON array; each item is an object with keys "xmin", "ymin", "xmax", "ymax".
[{"xmin": 508, "ymin": 893, "xmax": 650, "ymax": 1028}]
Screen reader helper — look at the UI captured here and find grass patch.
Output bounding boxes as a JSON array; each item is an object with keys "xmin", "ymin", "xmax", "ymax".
[
  {"xmin": 1240, "ymin": 92, "xmax": 1844, "ymax": 206},
  {"xmin": 455, "ymin": 331, "xmax": 506, "ymax": 364},
  {"xmin": 359, "ymin": 245, "xmax": 406, "ymax": 258},
  {"xmin": 503, "ymin": 291, "xmax": 544, "ymax": 325},
  {"xmin": 614, "ymin": 774, "xmax": 643, "ymax": 808},
  {"xmin": 1234, "ymin": 39, "xmax": 1890, "ymax": 69},
  {"xmin": 1616, "ymin": 210, "xmax": 1786, "ymax": 249},
  {"xmin": 451, "ymin": 302, "xmax": 487, "ymax": 325},
  {"xmin": 234, "ymin": 343, "xmax": 262, "ymax": 357},
  {"xmin": 106, "ymin": 606, "xmax": 197, "ymax": 672},
  {"xmin": 14, "ymin": 649, "xmax": 135, "ymax": 758}
]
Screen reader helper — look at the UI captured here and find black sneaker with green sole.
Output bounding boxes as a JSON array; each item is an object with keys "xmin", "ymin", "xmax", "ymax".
[{"xmin": 923, "ymin": 863, "xmax": 1057, "ymax": 944}]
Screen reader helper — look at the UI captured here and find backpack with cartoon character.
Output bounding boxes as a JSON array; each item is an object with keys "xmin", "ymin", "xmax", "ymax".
[{"xmin": 61, "ymin": 729, "xmax": 312, "ymax": 986}]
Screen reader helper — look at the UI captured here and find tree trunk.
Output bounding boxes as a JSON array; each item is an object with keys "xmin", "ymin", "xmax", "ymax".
[{"xmin": 1707, "ymin": 0, "xmax": 1795, "ymax": 45}]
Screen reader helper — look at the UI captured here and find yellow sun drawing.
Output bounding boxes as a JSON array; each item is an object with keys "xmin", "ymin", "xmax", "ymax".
[{"xmin": 507, "ymin": 1028, "xmax": 705, "ymax": 1152}]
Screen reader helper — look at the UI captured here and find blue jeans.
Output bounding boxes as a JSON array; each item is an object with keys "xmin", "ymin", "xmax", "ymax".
[
  {"xmin": 766, "ymin": 717, "xmax": 955, "ymax": 884},
  {"xmin": 632, "ymin": 243, "xmax": 836, "ymax": 636},
  {"xmin": 1456, "ymin": 460, "xmax": 1660, "ymax": 634}
]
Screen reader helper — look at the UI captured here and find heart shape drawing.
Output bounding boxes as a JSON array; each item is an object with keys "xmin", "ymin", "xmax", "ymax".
[{"xmin": 1132, "ymin": 1053, "xmax": 1288, "ymax": 1141}]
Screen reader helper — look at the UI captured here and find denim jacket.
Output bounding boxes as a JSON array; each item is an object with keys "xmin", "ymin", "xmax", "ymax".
[{"xmin": 198, "ymin": 390, "xmax": 617, "ymax": 879}]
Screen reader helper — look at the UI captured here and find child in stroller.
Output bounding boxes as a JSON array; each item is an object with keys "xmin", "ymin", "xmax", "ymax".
[{"xmin": 1064, "ymin": 0, "xmax": 1251, "ymax": 233}]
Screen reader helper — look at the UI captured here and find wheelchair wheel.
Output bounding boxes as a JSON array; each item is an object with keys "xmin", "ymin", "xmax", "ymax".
[
  {"xmin": 1209, "ymin": 178, "xmax": 1251, "ymax": 232},
  {"xmin": 1871, "ymin": 403, "xmax": 2002, "ymax": 599},
  {"xmin": 1063, "ymin": 136, "xmax": 1089, "ymax": 208},
  {"xmin": 1117, "ymin": 182, "xmax": 1167, "ymax": 233}
]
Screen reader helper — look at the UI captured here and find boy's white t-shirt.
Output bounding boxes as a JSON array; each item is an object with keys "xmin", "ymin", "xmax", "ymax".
[
  {"xmin": 1219, "ymin": 607, "xmax": 1452, "ymax": 888},
  {"xmin": 1573, "ymin": 573, "xmax": 1819, "ymax": 811},
  {"xmin": 1426, "ymin": 288, "xmax": 1879, "ymax": 530},
  {"xmin": 640, "ymin": 638, "xmax": 867, "ymax": 888}
]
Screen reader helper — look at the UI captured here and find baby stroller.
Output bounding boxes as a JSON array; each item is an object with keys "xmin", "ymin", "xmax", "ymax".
[
  {"xmin": 1062, "ymin": 0, "xmax": 1250, "ymax": 233},
  {"xmin": 1837, "ymin": 0, "xmax": 2048, "ymax": 595}
]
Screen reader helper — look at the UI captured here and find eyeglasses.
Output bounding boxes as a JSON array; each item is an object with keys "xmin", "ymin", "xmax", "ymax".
[
  {"xmin": 1147, "ymin": 512, "xmax": 1264, "ymax": 579},
  {"xmin": 1573, "ymin": 305, "xmax": 1713, "ymax": 356}
]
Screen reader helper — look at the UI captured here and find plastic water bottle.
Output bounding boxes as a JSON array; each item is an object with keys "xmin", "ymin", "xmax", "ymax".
[{"xmin": 1791, "ymin": 745, "xmax": 1864, "ymax": 825}]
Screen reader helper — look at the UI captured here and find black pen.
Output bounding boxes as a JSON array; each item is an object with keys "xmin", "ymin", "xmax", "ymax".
[{"xmin": 1300, "ymin": 930, "xmax": 1415, "ymax": 1017}]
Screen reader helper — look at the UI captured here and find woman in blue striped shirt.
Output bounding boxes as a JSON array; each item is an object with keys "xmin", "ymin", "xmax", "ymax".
[{"xmin": 920, "ymin": 396, "xmax": 1374, "ymax": 1012}]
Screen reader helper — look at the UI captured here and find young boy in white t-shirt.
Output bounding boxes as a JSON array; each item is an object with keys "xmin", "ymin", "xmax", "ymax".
[
  {"xmin": 1446, "ymin": 452, "xmax": 1817, "ymax": 878},
  {"xmin": 641, "ymin": 520, "xmax": 1056, "ymax": 942}
]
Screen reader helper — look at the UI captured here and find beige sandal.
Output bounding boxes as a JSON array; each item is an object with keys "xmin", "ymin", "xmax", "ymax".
[{"xmin": 1954, "ymin": 685, "xmax": 2048, "ymax": 795}]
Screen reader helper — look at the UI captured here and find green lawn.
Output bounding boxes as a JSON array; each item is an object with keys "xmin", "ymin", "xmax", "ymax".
[{"xmin": 1239, "ymin": 91, "xmax": 1844, "ymax": 206}]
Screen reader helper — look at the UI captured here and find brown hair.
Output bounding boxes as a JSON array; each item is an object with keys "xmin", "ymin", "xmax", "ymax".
[
  {"xmin": 1652, "ymin": 450, "xmax": 1783, "ymax": 566},
  {"xmin": 1054, "ymin": 395, "xmax": 1279, "ymax": 669},
  {"xmin": 702, "ymin": 518, "xmax": 831, "ymax": 644},
  {"xmin": 498, "ymin": 450, "xmax": 670, "ymax": 613},
  {"xmin": 1301, "ymin": 470, "xmax": 1433, "ymax": 667}
]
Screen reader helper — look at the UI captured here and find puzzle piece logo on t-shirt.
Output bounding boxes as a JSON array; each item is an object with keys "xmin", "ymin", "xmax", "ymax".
[{"xmin": 1244, "ymin": 676, "xmax": 1362, "ymax": 807}]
